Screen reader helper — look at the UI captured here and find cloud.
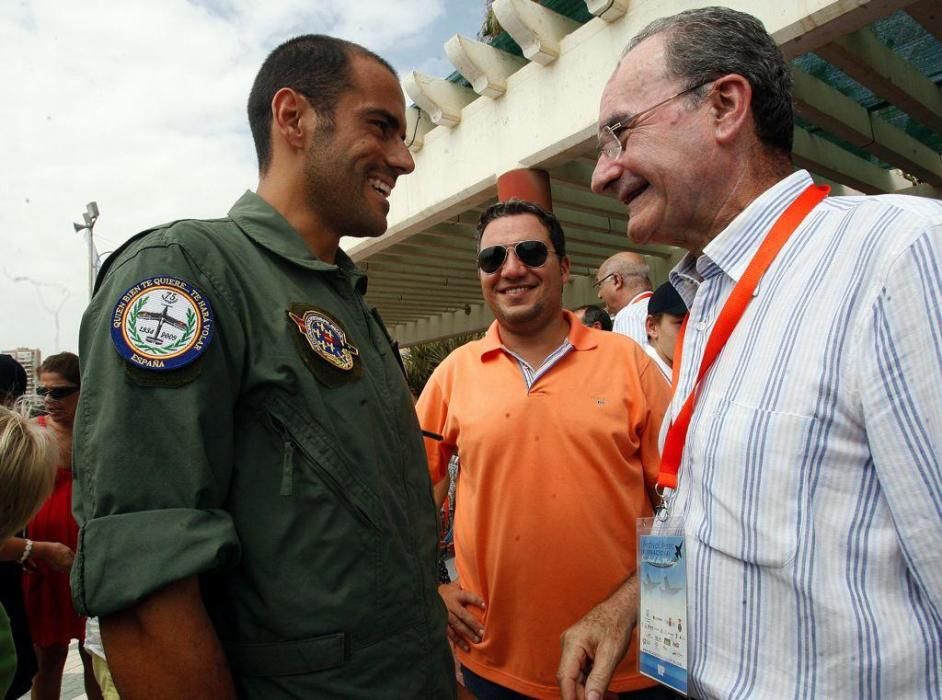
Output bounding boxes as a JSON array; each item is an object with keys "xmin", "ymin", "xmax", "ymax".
[{"xmin": 0, "ymin": 0, "xmax": 451, "ymax": 357}]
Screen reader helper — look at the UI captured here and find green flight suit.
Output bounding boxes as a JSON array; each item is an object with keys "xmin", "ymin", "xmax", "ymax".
[{"xmin": 72, "ymin": 191, "xmax": 454, "ymax": 698}]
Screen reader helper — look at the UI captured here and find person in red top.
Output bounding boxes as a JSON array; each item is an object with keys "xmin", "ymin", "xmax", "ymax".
[
  {"xmin": 416, "ymin": 200, "xmax": 670, "ymax": 699},
  {"xmin": 21, "ymin": 353, "xmax": 101, "ymax": 700}
]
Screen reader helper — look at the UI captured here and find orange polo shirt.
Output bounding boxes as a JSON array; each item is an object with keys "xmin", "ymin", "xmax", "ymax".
[{"xmin": 416, "ymin": 313, "xmax": 670, "ymax": 697}]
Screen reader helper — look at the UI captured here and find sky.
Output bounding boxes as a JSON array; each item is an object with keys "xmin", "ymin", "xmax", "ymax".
[{"xmin": 0, "ymin": 0, "xmax": 486, "ymax": 358}]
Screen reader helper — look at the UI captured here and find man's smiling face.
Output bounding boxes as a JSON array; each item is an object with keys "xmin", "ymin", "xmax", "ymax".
[
  {"xmin": 591, "ymin": 34, "xmax": 715, "ymax": 248},
  {"xmin": 478, "ymin": 213, "xmax": 570, "ymax": 336}
]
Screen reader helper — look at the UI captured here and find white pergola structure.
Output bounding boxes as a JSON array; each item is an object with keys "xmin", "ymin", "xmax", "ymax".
[{"xmin": 348, "ymin": 0, "xmax": 942, "ymax": 346}]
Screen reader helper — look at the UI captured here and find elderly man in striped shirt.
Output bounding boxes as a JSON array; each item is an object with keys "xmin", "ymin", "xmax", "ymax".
[{"xmin": 559, "ymin": 6, "xmax": 942, "ymax": 700}]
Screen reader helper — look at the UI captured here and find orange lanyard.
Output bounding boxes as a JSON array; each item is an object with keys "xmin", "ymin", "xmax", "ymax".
[{"xmin": 658, "ymin": 183, "xmax": 829, "ymax": 492}]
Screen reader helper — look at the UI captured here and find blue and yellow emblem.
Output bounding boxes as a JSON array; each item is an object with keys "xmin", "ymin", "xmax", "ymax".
[
  {"xmin": 289, "ymin": 308, "xmax": 359, "ymax": 371},
  {"xmin": 111, "ymin": 276, "xmax": 214, "ymax": 371}
]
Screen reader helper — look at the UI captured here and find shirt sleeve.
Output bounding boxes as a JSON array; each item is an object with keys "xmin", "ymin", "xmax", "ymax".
[
  {"xmin": 415, "ymin": 368, "xmax": 456, "ymax": 486},
  {"xmin": 858, "ymin": 226, "xmax": 942, "ymax": 621},
  {"xmin": 71, "ymin": 233, "xmax": 244, "ymax": 617}
]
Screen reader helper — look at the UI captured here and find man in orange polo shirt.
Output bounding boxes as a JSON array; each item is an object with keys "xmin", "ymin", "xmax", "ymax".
[{"xmin": 416, "ymin": 199, "xmax": 670, "ymax": 699}]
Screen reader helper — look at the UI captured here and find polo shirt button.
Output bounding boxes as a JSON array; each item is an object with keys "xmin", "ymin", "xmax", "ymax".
[{"xmin": 696, "ymin": 321, "xmax": 707, "ymax": 331}]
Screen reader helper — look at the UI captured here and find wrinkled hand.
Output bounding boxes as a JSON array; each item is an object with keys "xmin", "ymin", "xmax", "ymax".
[
  {"xmin": 438, "ymin": 581, "xmax": 485, "ymax": 652},
  {"xmin": 558, "ymin": 578, "xmax": 637, "ymax": 700},
  {"xmin": 34, "ymin": 541, "xmax": 75, "ymax": 572}
]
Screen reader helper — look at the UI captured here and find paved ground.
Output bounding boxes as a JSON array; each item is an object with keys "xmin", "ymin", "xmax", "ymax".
[{"xmin": 17, "ymin": 640, "xmax": 87, "ymax": 700}]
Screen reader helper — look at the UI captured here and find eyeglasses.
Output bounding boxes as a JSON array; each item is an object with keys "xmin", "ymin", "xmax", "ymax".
[
  {"xmin": 477, "ymin": 240, "xmax": 553, "ymax": 274},
  {"xmin": 36, "ymin": 386, "xmax": 79, "ymax": 401},
  {"xmin": 593, "ymin": 272, "xmax": 617, "ymax": 289},
  {"xmin": 597, "ymin": 80, "xmax": 712, "ymax": 160}
]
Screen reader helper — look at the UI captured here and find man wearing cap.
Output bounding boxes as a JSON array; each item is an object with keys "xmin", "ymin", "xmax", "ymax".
[
  {"xmin": 73, "ymin": 35, "xmax": 452, "ymax": 697},
  {"xmin": 417, "ymin": 199, "xmax": 670, "ymax": 698},
  {"xmin": 559, "ymin": 7, "xmax": 942, "ymax": 699},
  {"xmin": 594, "ymin": 252, "xmax": 653, "ymax": 345},
  {"xmin": 642, "ymin": 283, "xmax": 687, "ymax": 384}
]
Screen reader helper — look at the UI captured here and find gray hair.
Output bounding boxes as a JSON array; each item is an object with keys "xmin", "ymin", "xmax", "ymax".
[{"xmin": 624, "ymin": 6, "xmax": 793, "ymax": 154}]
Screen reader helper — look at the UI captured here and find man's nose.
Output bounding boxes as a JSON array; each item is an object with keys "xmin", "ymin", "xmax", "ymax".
[
  {"xmin": 591, "ymin": 156, "xmax": 618, "ymax": 194},
  {"xmin": 389, "ymin": 139, "xmax": 415, "ymax": 175},
  {"xmin": 501, "ymin": 248, "xmax": 528, "ymax": 276}
]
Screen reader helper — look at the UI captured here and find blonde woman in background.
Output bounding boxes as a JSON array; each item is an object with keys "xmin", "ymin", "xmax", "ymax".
[{"xmin": 0, "ymin": 405, "xmax": 57, "ymax": 696}]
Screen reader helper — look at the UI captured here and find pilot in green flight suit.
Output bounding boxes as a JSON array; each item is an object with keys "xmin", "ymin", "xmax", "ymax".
[{"xmin": 71, "ymin": 35, "xmax": 454, "ymax": 698}]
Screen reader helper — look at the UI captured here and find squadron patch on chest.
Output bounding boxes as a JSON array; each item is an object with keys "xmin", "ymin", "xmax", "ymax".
[
  {"xmin": 288, "ymin": 306, "xmax": 359, "ymax": 371},
  {"xmin": 110, "ymin": 276, "xmax": 214, "ymax": 371}
]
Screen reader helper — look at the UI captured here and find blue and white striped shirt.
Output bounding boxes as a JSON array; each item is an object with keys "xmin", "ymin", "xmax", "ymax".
[{"xmin": 666, "ymin": 170, "xmax": 942, "ymax": 699}]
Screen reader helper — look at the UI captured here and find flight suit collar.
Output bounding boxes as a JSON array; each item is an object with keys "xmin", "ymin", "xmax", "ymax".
[{"xmin": 228, "ymin": 190, "xmax": 368, "ymax": 293}]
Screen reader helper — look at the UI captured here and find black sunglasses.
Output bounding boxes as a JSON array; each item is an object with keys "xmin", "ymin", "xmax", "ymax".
[
  {"xmin": 37, "ymin": 386, "xmax": 79, "ymax": 401},
  {"xmin": 477, "ymin": 240, "xmax": 552, "ymax": 274}
]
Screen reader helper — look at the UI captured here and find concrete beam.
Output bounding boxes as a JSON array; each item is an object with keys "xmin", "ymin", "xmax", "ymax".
[
  {"xmin": 793, "ymin": 127, "xmax": 914, "ymax": 194},
  {"xmin": 906, "ymin": 0, "xmax": 942, "ymax": 44},
  {"xmin": 404, "ymin": 105, "xmax": 435, "ymax": 152},
  {"xmin": 402, "ymin": 71, "xmax": 477, "ymax": 128},
  {"xmin": 391, "ymin": 302, "xmax": 494, "ymax": 347},
  {"xmin": 774, "ymin": 0, "xmax": 916, "ymax": 59},
  {"xmin": 493, "ymin": 0, "xmax": 581, "ymax": 65},
  {"xmin": 792, "ymin": 67, "xmax": 942, "ymax": 186},
  {"xmin": 895, "ymin": 181, "xmax": 942, "ymax": 199},
  {"xmin": 815, "ymin": 26, "xmax": 942, "ymax": 133},
  {"xmin": 586, "ymin": 0, "xmax": 631, "ymax": 22},
  {"xmin": 444, "ymin": 34, "xmax": 527, "ymax": 98}
]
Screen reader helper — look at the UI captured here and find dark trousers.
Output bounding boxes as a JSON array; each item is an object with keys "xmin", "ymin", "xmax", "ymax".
[{"xmin": 461, "ymin": 665, "xmax": 679, "ymax": 700}]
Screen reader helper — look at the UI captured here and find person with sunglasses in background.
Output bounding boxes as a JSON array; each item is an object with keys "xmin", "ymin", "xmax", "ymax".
[
  {"xmin": 15, "ymin": 353, "xmax": 102, "ymax": 700},
  {"xmin": 416, "ymin": 199, "xmax": 671, "ymax": 699}
]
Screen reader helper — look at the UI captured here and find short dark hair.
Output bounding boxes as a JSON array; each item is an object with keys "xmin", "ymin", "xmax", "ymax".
[
  {"xmin": 475, "ymin": 199, "xmax": 566, "ymax": 257},
  {"xmin": 625, "ymin": 6, "xmax": 793, "ymax": 154},
  {"xmin": 38, "ymin": 352, "xmax": 80, "ymax": 387},
  {"xmin": 575, "ymin": 305, "xmax": 613, "ymax": 331},
  {"xmin": 0, "ymin": 355, "xmax": 27, "ymax": 406},
  {"xmin": 247, "ymin": 34, "xmax": 398, "ymax": 174}
]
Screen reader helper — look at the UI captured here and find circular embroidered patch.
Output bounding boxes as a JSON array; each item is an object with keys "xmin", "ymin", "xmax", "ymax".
[{"xmin": 110, "ymin": 276, "xmax": 215, "ymax": 371}]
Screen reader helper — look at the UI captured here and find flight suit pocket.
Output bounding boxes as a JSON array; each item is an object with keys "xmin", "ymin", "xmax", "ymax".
[
  {"xmin": 224, "ymin": 632, "xmax": 346, "ymax": 677},
  {"xmin": 266, "ymin": 394, "xmax": 379, "ymax": 530},
  {"xmin": 690, "ymin": 398, "xmax": 814, "ymax": 568}
]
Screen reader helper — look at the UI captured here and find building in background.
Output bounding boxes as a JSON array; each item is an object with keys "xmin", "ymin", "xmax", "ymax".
[{"xmin": 1, "ymin": 347, "xmax": 41, "ymax": 395}]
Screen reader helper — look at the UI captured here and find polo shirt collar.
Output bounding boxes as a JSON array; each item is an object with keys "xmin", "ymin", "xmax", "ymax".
[
  {"xmin": 669, "ymin": 170, "xmax": 814, "ymax": 308},
  {"xmin": 479, "ymin": 309, "xmax": 598, "ymax": 360},
  {"xmin": 228, "ymin": 190, "xmax": 368, "ymax": 293}
]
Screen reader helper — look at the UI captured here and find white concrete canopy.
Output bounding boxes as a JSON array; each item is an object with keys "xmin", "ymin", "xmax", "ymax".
[{"xmin": 351, "ymin": 0, "xmax": 942, "ymax": 346}]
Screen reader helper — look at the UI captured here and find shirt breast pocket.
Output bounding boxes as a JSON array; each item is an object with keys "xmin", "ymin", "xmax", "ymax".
[{"xmin": 688, "ymin": 398, "xmax": 815, "ymax": 569}]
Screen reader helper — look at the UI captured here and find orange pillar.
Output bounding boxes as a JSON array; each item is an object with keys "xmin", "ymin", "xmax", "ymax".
[{"xmin": 496, "ymin": 168, "xmax": 552, "ymax": 211}]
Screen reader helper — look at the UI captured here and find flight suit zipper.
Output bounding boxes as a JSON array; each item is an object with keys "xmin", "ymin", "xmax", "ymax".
[
  {"xmin": 268, "ymin": 413, "xmax": 378, "ymax": 529},
  {"xmin": 280, "ymin": 440, "xmax": 294, "ymax": 496}
]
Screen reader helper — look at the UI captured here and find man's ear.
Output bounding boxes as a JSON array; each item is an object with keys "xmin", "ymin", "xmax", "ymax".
[
  {"xmin": 560, "ymin": 255, "xmax": 571, "ymax": 286},
  {"xmin": 645, "ymin": 315, "xmax": 658, "ymax": 339},
  {"xmin": 271, "ymin": 87, "xmax": 312, "ymax": 151},
  {"xmin": 708, "ymin": 74, "xmax": 752, "ymax": 146}
]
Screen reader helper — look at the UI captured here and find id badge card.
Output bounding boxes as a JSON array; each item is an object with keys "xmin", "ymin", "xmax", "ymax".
[{"xmin": 637, "ymin": 517, "xmax": 688, "ymax": 695}]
